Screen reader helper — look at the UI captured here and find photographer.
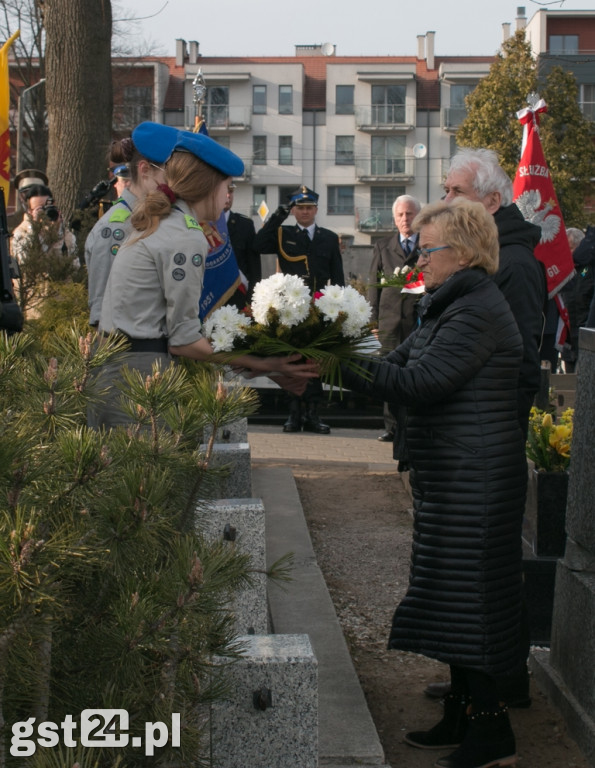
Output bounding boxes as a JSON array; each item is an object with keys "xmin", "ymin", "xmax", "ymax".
[
  {"xmin": 10, "ymin": 183, "xmax": 78, "ymax": 318},
  {"xmin": 11, "ymin": 183, "xmax": 77, "ymax": 266}
]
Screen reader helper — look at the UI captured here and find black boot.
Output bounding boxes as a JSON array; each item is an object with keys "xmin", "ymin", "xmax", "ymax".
[
  {"xmin": 302, "ymin": 403, "xmax": 330, "ymax": 434},
  {"xmin": 434, "ymin": 707, "xmax": 516, "ymax": 768},
  {"xmin": 405, "ymin": 694, "xmax": 469, "ymax": 750},
  {"xmin": 283, "ymin": 399, "xmax": 302, "ymax": 432}
]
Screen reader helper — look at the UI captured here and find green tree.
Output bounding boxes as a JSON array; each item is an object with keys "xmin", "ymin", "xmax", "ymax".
[
  {"xmin": 456, "ymin": 30, "xmax": 595, "ymax": 225},
  {"xmin": 456, "ymin": 31, "xmax": 537, "ymax": 178},
  {"xmin": 540, "ymin": 66, "xmax": 595, "ymax": 227},
  {"xmin": 0, "ymin": 327, "xmax": 263, "ymax": 767}
]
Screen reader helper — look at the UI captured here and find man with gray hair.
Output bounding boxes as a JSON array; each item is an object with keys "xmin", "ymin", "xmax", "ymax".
[
  {"xmin": 368, "ymin": 194, "xmax": 421, "ymax": 448},
  {"xmin": 444, "ymin": 147, "xmax": 546, "ymax": 437}
]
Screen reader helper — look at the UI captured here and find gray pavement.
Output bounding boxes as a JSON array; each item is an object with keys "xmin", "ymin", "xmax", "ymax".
[
  {"xmin": 249, "ymin": 424, "xmax": 396, "ymax": 767},
  {"xmin": 248, "ymin": 424, "xmax": 398, "ymax": 470}
]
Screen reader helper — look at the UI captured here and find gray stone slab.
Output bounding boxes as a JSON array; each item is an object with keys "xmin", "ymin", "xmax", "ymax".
[
  {"xmin": 566, "ymin": 328, "xmax": 595, "ymax": 551},
  {"xmin": 253, "ymin": 465, "xmax": 388, "ymax": 767},
  {"xmin": 531, "ymin": 648, "xmax": 595, "ymax": 768},
  {"xmin": 204, "ymin": 417, "xmax": 248, "ymax": 445},
  {"xmin": 199, "ymin": 442, "xmax": 252, "ymax": 499},
  {"xmin": 194, "ymin": 499, "xmax": 267, "ymax": 635},
  {"xmin": 211, "ymin": 634, "xmax": 317, "ymax": 768}
]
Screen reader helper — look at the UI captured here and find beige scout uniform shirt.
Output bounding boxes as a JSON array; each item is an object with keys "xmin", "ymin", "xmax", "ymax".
[
  {"xmin": 85, "ymin": 187, "xmax": 137, "ymax": 326},
  {"xmin": 99, "ymin": 200, "xmax": 208, "ymax": 346}
]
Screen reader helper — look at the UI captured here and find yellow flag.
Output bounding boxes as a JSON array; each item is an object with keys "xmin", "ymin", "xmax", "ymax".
[{"xmin": 0, "ymin": 30, "xmax": 20, "ymax": 205}]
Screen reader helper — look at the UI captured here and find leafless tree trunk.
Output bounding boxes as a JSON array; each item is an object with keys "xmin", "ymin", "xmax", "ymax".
[{"xmin": 43, "ymin": 0, "xmax": 112, "ymax": 220}]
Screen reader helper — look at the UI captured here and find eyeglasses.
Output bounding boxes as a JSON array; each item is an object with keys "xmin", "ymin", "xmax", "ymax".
[{"xmin": 417, "ymin": 245, "xmax": 451, "ymax": 261}]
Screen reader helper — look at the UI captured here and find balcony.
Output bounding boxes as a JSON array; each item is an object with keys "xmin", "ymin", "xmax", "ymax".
[
  {"xmin": 441, "ymin": 106, "xmax": 468, "ymax": 132},
  {"xmin": 355, "ymin": 155, "xmax": 415, "ymax": 183},
  {"xmin": 184, "ymin": 105, "xmax": 251, "ymax": 132},
  {"xmin": 356, "ymin": 208, "xmax": 395, "ymax": 234},
  {"xmin": 355, "ymin": 104, "xmax": 416, "ymax": 132}
]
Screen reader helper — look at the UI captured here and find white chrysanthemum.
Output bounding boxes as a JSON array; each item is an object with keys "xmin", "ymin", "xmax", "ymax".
[
  {"xmin": 210, "ymin": 327, "xmax": 237, "ymax": 352},
  {"xmin": 315, "ymin": 284, "xmax": 345, "ymax": 321},
  {"xmin": 340, "ymin": 287, "xmax": 372, "ymax": 338},
  {"xmin": 251, "ymin": 274, "xmax": 311, "ymax": 327},
  {"xmin": 204, "ymin": 305, "xmax": 252, "ymax": 351}
]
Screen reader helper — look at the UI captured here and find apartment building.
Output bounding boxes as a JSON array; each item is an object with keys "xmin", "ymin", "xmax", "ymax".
[
  {"xmin": 144, "ymin": 35, "xmax": 495, "ymax": 245},
  {"xmin": 524, "ymin": 7, "xmax": 595, "ymax": 122}
]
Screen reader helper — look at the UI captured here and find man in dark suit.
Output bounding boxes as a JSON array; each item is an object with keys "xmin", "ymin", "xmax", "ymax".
[
  {"xmin": 224, "ymin": 183, "xmax": 261, "ymax": 298},
  {"xmin": 254, "ymin": 185, "xmax": 344, "ymax": 434},
  {"xmin": 368, "ymin": 194, "xmax": 422, "ymax": 443}
]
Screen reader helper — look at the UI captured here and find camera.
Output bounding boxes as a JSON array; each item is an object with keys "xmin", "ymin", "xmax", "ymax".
[{"xmin": 42, "ymin": 198, "xmax": 60, "ymax": 222}]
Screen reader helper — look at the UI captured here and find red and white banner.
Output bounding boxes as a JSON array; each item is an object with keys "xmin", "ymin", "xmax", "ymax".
[{"xmin": 512, "ymin": 99, "xmax": 575, "ymax": 300}]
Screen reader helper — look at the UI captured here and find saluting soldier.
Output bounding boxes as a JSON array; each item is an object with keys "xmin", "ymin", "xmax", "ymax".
[{"xmin": 254, "ymin": 186, "xmax": 345, "ymax": 434}]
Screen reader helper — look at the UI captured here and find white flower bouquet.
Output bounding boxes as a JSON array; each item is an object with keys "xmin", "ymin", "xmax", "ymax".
[{"xmin": 204, "ymin": 273, "xmax": 376, "ymax": 389}]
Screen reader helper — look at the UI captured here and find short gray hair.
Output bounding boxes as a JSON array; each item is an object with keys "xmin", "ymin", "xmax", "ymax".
[
  {"xmin": 392, "ymin": 194, "xmax": 422, "ymax": 218},
  {"xmin": 447, "ymin": 148, "xmax": 513, "ymax": 207},
  {"xmin": 566, "ymin": 227, "xmax": 585, "ymax": 251}
]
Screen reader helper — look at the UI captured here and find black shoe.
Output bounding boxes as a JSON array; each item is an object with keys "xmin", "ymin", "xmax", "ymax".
[
  {"xmin": 435, "ymin": 707, "xmax": 516, "ymax": 768},
  {"xmin": 282, "ymin": 416, "xmax": 301, "ymax": 432},
  {"xmin": 377, "ymin": 431, "xmax": 395, "ymax": 442},
  {"xmin": 405, "ymin": 694, "xmax": 469, "ymax": 750},
  {"xmin": 302, "ymin": 417, "xmax": 331, "ymax": 434}
]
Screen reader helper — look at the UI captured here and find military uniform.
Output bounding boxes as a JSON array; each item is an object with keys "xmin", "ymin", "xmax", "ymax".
[
  {"xmin": 254, "ymin": 186, "xmax": 345, "ymax": 433},
  {"xmin": 254, "ymin": 209, "xmax": 344, "ymax": 293},
  {"xmin": 85, "ymin": 187, "xmax": 137, "ymax": 326},
  {"xmin": 226, "ymin": 209, "xmax": 261, "ymax": 298}
]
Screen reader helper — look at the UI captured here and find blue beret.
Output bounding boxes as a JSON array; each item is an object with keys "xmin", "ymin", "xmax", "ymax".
[
  {"xmin": 170, "ymin": 131, "xmax": 244, "ymax": 177},
  {"xmin": 131, "ymin": 122, "xmax": 181, "ymax": 164},
  {"xmin": 289, "ymin": 186, "xmax": 319, "ymax": 207}
]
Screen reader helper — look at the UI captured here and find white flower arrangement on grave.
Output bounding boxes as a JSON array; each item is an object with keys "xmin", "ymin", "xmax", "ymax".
[{"xmin": 204, "ymin": 273, "xmax": 376, "ymax": 389}]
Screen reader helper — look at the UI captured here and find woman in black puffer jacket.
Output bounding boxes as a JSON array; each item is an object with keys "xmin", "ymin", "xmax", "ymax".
[{"xmin": 341, "ymin": 199, "xmax": 525, "ymax": 768}]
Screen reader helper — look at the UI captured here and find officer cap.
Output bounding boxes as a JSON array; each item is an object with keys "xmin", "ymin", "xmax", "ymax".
[
  {"xmin": 112, "ymin": 164, "xmax": 130, "ymax": 179},
  {"xmin": 131, "ymin": 122, "xmax": 183, "ymax": 164},
  {"xmin": 289, "ymin": 185, "xmax": 319, "ymax": 207},
  {"xmin": 170, "ymin": 131, "xmax": 244, "ymax": 177},
  {"xmin": 13, "ymin": 168, "xmax": 49, "ymax": 192}
]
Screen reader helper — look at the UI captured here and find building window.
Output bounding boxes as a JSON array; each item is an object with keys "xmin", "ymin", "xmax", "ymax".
[
  {"xmin": 253, "ymin": 136, "xmax": 267, "ymax": 164},
  {"xmin": 215, "ymin": 136, "xmax": 230, "ymax": 149},
  {"xmin": 204, "ymin": 86, "xmax": 229, "ymax": 126},
  {"xmin": 120, "ymin": 86, "xmax": 152, "ymax": 127},
  {"xmin": 279, "ymin": 185, "xmax": 296, "ymax": 207},
  {"xmin": 371, "ymin": 84, "xmax": 406, "ymax": 124},
  {"xmin": 253, "ymin": 85, "xmax": 267, "ymax": 114},
  {"xmin": 252, "ymin": 185, "xmax": 266, "ymax": 215},
  {"xmin": 549, "ymin": 35, "xmax": 579, "ymax": 54},
  {"xmin": 361, "ymin": 186, "xmax": 405, "ymax": 230},
  {"xmin": 279, "ymin": 85, "xmax": 293, "ymax": 114},
  {"xmin": 580, "ymin": 84, "xmax": 595, "ymax": 121},
  {"xmin": 279, "ymin": 136, "xmax": 293, "ymax": 165},
  {"xmin": 445, "ymin": 83, "xmax": 475, "ymax": 130},
  {"xmin": 371, "ymin": 135, "xmax": 406, "ymax": 175},
  {"xmin": 335, "ymin": 136, "xmax": 354, "ymax": 165},
  {"xmin": 336, "ymin": 85, "xmax": 354, "ymax": 115},
  {"xmin": 328, "ymin": 186, "xmax": 354, "ymax": 215}
]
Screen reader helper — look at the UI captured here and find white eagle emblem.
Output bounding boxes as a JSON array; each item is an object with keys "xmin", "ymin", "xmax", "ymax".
[{"xmin": 515, "ymin": 189, "xmax": 560, "ymax": 243}]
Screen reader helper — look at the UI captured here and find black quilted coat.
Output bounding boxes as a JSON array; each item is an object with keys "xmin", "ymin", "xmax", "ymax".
[{"xmin": 341, "ymin": 267, "xmax": 527, "ymax": 675}]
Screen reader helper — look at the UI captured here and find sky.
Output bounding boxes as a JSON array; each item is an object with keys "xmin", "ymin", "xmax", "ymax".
[{"xmin": 114, "ymin": 0, "xmax": 595, "ymax": 59}]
